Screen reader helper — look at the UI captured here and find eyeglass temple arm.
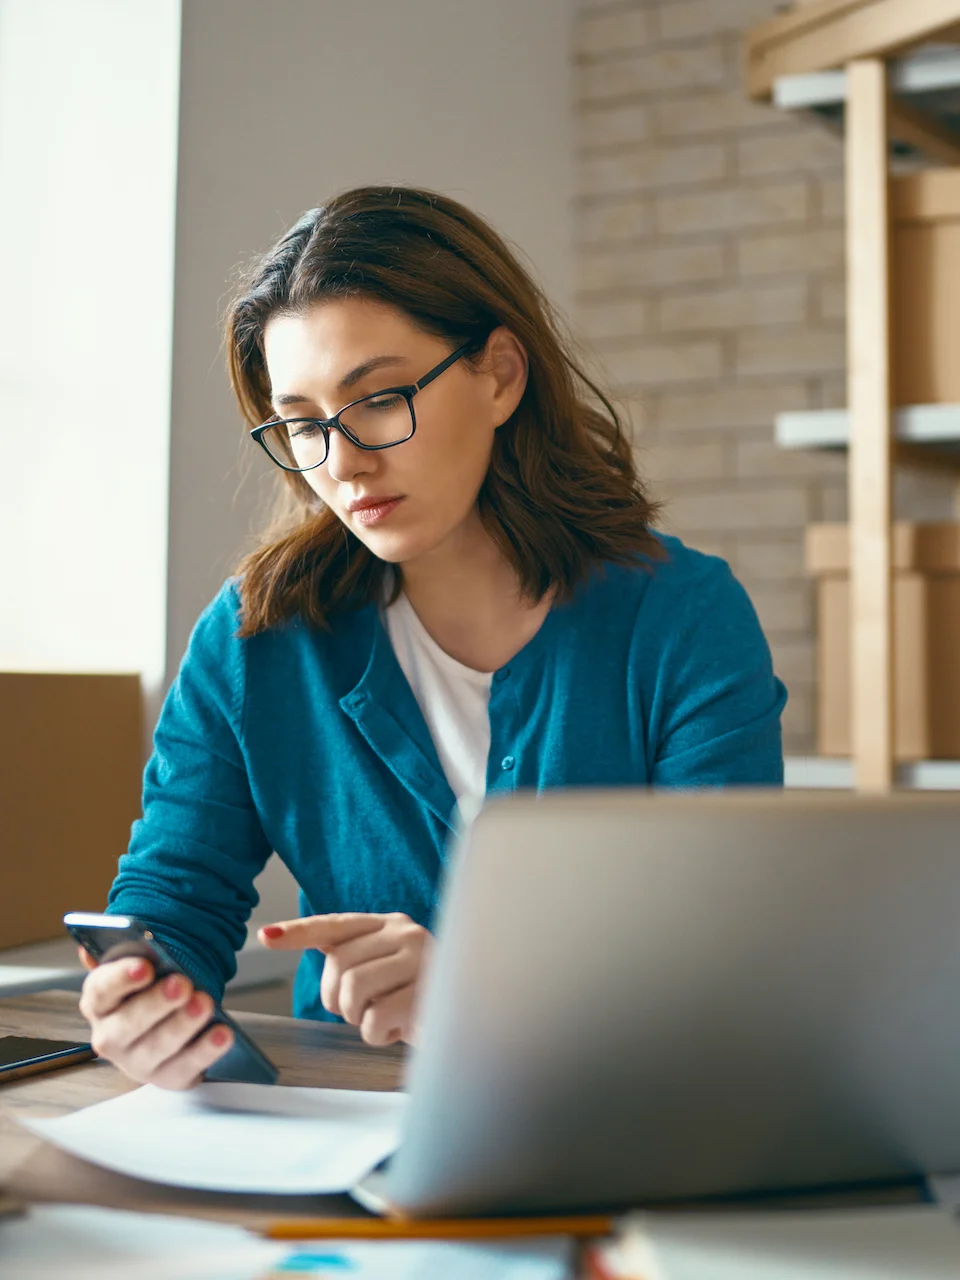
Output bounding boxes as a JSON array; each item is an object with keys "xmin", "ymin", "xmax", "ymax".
[{"xmin": 414, "ymin": 340, "xmax": 476, "ymax": 392}]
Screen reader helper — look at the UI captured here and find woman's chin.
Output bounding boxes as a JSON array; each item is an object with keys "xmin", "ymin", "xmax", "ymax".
[{"xmin": 357, "ymin": 529, "xmax": 433, "ymax": 566}]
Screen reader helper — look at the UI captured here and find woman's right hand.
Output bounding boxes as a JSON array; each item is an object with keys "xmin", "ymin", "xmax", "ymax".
[{"xmin": 77, "ymin": 951, "xmax": 234, "ymax": 1090}]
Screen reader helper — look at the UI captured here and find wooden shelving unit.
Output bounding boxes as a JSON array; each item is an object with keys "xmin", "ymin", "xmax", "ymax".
[
  {"xmin": 744, "ymin": 0, "xmax": 960, "ymax": 792},
  {"xmin": 776, "ymin": 405, "xmax": 960, "ymax": 456}
]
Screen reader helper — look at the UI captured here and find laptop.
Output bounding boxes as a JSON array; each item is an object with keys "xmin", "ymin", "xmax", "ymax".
[{"xmin": 355, "ymin": 788, "xmax": 960, "ymax": 1216}]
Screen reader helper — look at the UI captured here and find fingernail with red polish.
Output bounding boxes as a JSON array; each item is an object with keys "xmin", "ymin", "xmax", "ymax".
[
  {"xmin": 211, "ymin": 1026, "xmax": 230, "ymax": 1047},
  {"xmin": 261, "ymin": 926, "xmax": 284, "ymax": 939},
  {"xmin": 186, "ymin": 995, "xmax": 205, "ymax": 1018},
  {"xmin": 163, "ymin": 975, "xmax": 183, "ymax": 1000},
  {"xmin": 128, "ymin": 960, "xmax": 149, "ymax": 981}
]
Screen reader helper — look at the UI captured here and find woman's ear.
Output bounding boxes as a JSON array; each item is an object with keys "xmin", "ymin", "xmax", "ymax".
[{"xmin": 482, "ymin": 327, "xmax": 529, "ymax": 428}]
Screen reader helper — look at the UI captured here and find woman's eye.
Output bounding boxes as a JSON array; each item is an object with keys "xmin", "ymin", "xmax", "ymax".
[
  {"xmin": 289, "ymin": 421, "xmax": 324, "ymax": 439},
  {"xmin": 365, "ymin": 394, "xmax": 404, "ymax": 412}
]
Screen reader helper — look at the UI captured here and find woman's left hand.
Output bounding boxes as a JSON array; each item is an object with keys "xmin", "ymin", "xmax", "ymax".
[{"xmin": 258, "ymin": 913, "xmax": 432, "ymax": 1046}]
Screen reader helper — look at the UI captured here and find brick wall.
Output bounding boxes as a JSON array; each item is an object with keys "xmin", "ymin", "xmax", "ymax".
[{"xmin": 574, "ymin": 0, "xmax": 851, "ymax": 756}]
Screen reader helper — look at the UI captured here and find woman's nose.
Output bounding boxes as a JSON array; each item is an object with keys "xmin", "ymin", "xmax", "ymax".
[{"xmin": 325, "ymin": 427, "xmax": 377, "ymax": 483}]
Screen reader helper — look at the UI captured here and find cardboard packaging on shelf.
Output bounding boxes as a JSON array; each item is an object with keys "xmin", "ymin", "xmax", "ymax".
[
  {"xmin": 894, "ymin": 170, "xmax": 960, "ymax": 405},
  {"xmin": 806, "ymin": 523, "xmax": 960, "ymax": 761},
  {"xmin": 0, "ymin": 673, "xmax": 142, "ymax": 950}
]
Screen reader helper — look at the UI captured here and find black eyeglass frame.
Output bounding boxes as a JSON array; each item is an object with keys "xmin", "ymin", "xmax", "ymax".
[{"xmin": 250, "ymin": 339, "xmax": 476, "ymax": 473}]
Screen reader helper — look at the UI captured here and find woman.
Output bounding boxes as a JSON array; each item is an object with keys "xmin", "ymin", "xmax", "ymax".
[{"xmin": 79, "ymin": 186, "xmax": 787, "ymax": 1089}]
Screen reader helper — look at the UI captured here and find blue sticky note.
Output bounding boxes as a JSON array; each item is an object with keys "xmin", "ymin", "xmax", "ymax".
[{"xmin": 276, "ymin": 1252, "xmax": 356, "ymax": 1272}]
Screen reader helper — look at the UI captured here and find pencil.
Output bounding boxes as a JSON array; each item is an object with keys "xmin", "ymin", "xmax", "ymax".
[{"xmin": 261, "ymin": 1213, "xmax": 613, "ymax": 1241}]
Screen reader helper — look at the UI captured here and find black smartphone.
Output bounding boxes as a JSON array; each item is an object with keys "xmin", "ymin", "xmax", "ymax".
[
  {"xmin": 63, "ymin": 911, "xmax": 278, "ymax": 1086},
  {"xmin": 0, "ymin": 1035, "xmax": 95, "ymax": 1085}
]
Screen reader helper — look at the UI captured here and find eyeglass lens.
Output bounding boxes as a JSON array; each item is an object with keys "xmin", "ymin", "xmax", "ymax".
[{"xmin": 263, "ymin": 392, "xmax": 414, "ymax": 470}]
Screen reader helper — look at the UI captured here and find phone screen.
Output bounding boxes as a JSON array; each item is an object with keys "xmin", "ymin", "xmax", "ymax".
[
  {"xmin": 0, "ymin": 1035, "xmax": 95, "ymax": 1083},
  {"xmin": 0, "ymin": 1036, "xmax": 91, "ymax": 1067}
]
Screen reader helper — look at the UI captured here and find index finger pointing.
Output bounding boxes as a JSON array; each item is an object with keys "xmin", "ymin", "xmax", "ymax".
[{"xmin": 257, "ymin": 913, "xmax": 385, "ymax": 953}]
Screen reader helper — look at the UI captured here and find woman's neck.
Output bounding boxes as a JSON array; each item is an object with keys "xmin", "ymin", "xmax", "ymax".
[{"xmin": 397, "ymin": 517, "xmax": 552, "ymax": 673}]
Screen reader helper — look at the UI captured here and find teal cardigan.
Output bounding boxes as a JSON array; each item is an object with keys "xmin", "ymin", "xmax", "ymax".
[{"xmin": 108, "ymin": 535, "xmax": 787, "ymax": 1019}]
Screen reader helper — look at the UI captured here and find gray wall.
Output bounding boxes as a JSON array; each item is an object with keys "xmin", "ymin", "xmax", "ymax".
[
  {"xmin": 167, "ymin": 0, "xmax": 575, "ymax": 682},
  {"xmin": 166, "ymin": 0, "xmax": 575, "ymax": 924}
]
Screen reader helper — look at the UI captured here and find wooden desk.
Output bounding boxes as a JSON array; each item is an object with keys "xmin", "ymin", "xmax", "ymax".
[{"xmin": 0, "ymin": 991, "xmax": 403, "ymax": 1228}]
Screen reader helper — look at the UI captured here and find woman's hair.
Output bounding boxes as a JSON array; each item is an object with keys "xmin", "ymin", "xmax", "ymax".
[{"xmin": 226, "ymin": 185, "xmax": 660, "ymax": 635}]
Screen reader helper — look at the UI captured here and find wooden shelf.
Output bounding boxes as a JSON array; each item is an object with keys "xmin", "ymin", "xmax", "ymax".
[
  {"xmin": 774, "ymin": 44, "xmax": 960, "ymax": 111},
  {"xmin": 785, "ymin": 755, "xmax": 960, "ymax": 789},
  {"xmin": 773, "ymin": 44, "xmax": 960, "ymax": 163},
  {"xmin": 745, "ymin": 3, "xmax": 960, "ymax": 789},
  {"xmin": 745, "ymin": 0, "xmax": 960, "ymax": 100},
  {"xmin": 776, "ymin": 404, "xmax": 960, "ymax": 460}
]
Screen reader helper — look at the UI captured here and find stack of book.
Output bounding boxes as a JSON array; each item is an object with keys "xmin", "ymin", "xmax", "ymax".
[{"xmin": 582, "ymin": 1207, "xmax": 960, "ymax": 1279}]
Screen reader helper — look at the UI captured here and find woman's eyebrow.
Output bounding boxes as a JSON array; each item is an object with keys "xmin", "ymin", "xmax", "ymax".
[{"xmin": 272, "ymin": 355, "xmax": 410, "ymax": 409}]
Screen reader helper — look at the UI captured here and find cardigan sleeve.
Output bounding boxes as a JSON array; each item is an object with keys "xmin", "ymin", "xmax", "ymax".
[
  {"xmin": 646, "ymin": 558, "xmax": 787, "ymax": 788},
  {"xmin": 107, "ymin": 583, "xmax": 272, "ymax": 997}
]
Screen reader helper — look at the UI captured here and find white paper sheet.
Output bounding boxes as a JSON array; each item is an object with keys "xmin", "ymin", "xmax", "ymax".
[
  {"xmin": 0, "ymin": 1204, "xmax": 286, "ymax": 1279},
  {"xmin": 0, "ymin": 1205, "xmax": 574, "ymax": 1280},
  {"xmin": 21, "ymin": 1081, "xmax": 406, "ymax": 1193}
]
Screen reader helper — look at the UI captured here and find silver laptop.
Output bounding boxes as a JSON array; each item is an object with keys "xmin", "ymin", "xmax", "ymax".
[{"xmin": 357, "ymin": 789, "xmax": 960, "ymax": 1216}]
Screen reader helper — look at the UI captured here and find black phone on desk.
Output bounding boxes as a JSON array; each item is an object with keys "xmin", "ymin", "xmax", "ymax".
[
  {"xmin": 63, "ymin": 912, "xmax": 278, "ymax": 1085},
  {"xmin": 0, "ymin": 1036, "xmax": 95, "ymax": 1084}
]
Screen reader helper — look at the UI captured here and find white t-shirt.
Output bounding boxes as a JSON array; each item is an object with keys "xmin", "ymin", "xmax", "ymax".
[{"xmin": 384, "ymin": 592, "xmax": 492, "ymax": 812}]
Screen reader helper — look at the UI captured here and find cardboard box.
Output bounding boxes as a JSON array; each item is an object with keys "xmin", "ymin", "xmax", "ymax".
[
  {"xmin": 0, "ymin": 673, "xmax": 143, "ymax": 950},
  {"xmin": 806, "ymin": 523, "xmax": 960, "ymax": 760},
  {"xmin": 893, "ymin": 170, "xmax": 960, "ymax": 405}
]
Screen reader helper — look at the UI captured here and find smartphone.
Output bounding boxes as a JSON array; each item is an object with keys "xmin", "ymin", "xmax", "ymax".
[
  {"xmin": 0, "ymin": 1035, "xmax": 95, "ymax": 1084},
  {"xmin": 64, "ymin": 912, "xmax": 278, "ymax": 1085}
]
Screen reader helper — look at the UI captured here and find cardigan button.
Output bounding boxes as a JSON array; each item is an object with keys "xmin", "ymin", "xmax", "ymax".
[
  {"xmin": 493, "ymin": 667, "xmax": 510, "ymax": 683},
  {"xmin": 500, "ymin": 755, "xmax": 515, "ymax": 771}
]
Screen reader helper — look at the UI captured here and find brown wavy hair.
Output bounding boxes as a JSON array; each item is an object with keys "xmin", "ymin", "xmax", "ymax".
[{"xmin": 226, "ymin": 185, "xmax": 660, "ymax": 635}]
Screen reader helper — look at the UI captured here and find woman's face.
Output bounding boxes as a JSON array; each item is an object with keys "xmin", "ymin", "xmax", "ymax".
[{"xmin": 263, "ymin": 297, "xmax": 527, "ymax": 568}]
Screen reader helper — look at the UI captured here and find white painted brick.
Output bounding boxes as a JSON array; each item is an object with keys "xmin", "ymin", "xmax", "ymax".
[
  {"xmin": 745, "ymin": 581, "xmax": 814, "ymax": 636},
  {"xmin": 782, "ymin": 688, "xmax": 815, "ymax": 751},
  {"xmin": 817, "ymin": 278, "xmax": 845, "ymax": 322},
  {"xmin": 817, "ymin": 175, "xmax": 845, "ymax": 221},
  {"xmin": 579, "ymin": 238, "xmax": 726, "ymax": 292},
  {"xmin": 660, "ymin": 281, "xmax": 807, "ymax": 333},
  {"xmin": 577, "ymin": 43, "xmax": 727, "ymax": 104},
  {"xmin": 577, "ymin": 8, "xmax": 653, "ymax": 59},
  {"xmin": 654, "ymin": 90, "xmax": 778, "ymax": 138},
  {"xmin": 577, "ymin": 195, "xmax": 651, "ymax": 244},
  {"xmin": 597, "ymin": 338, "xmax": 725, "ymax": 388},
  {"xmin": 654, "ymin": 179, "xmax": 809, "ymax": 236},
  {"xmin": 640, "ymin": 437, "xmax": 728, "ymax": 484},
  {"xmin": 737, "ymin": 226, "xmax": 845, "ymax": 277},
  {"xmin": 731, "ymin": 534, "xmax": 806, "ymax": 582},
  {"xmin": 737, "ymin": 127, "xmax": 844, "ymax": 177},
  {"xmin": 736, "ymin": 326, "xmax": 845, "ymax": 377},
  {"xmin": 656, "ymin": 380, "xmax": 808, "ymax": 432},
  {"xmin": 577, "ymin": 296, "xmax": 653, "ymax": 341},
  {"xmin": 619, "ymin": 395, "xmax": 655, "ymax": 438},
  {"xmin": 810, "ymin": 373, "xmax": 847, "ymax": 409},
  {"xmin": 580, "ymin": 141, "xmax": 726, "ymax": 197},
  {"xmin": 579, "ymin": 101, "xmax": 651, "ymax": 151},
  {"xmin": 735, "ymin": 433, "xmax": 846, "ymax": 481},
  {"xmin": 657, "ymin": 0, "xmax": 781, "ymax": 42},
  {"xmin": 815, "ymin": 481, "xmax": 848, "ymax": 522},
  {"xmin": 664, "ymin": 484, "xmax": 812, "ymax": 534},
  {"xmin": 768, "ymin": 637, "xmax": 815, "ymax": 687}
]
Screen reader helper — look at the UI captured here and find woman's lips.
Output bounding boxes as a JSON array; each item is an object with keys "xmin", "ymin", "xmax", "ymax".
[{"xmin": 350, "ymin": 497, "xmax": 404, "ymax": 526}]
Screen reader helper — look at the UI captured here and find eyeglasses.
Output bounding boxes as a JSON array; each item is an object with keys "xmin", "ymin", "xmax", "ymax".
[{"xmin": 251, "ymin": 340, "xmax": 474, "ymax": 473}]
